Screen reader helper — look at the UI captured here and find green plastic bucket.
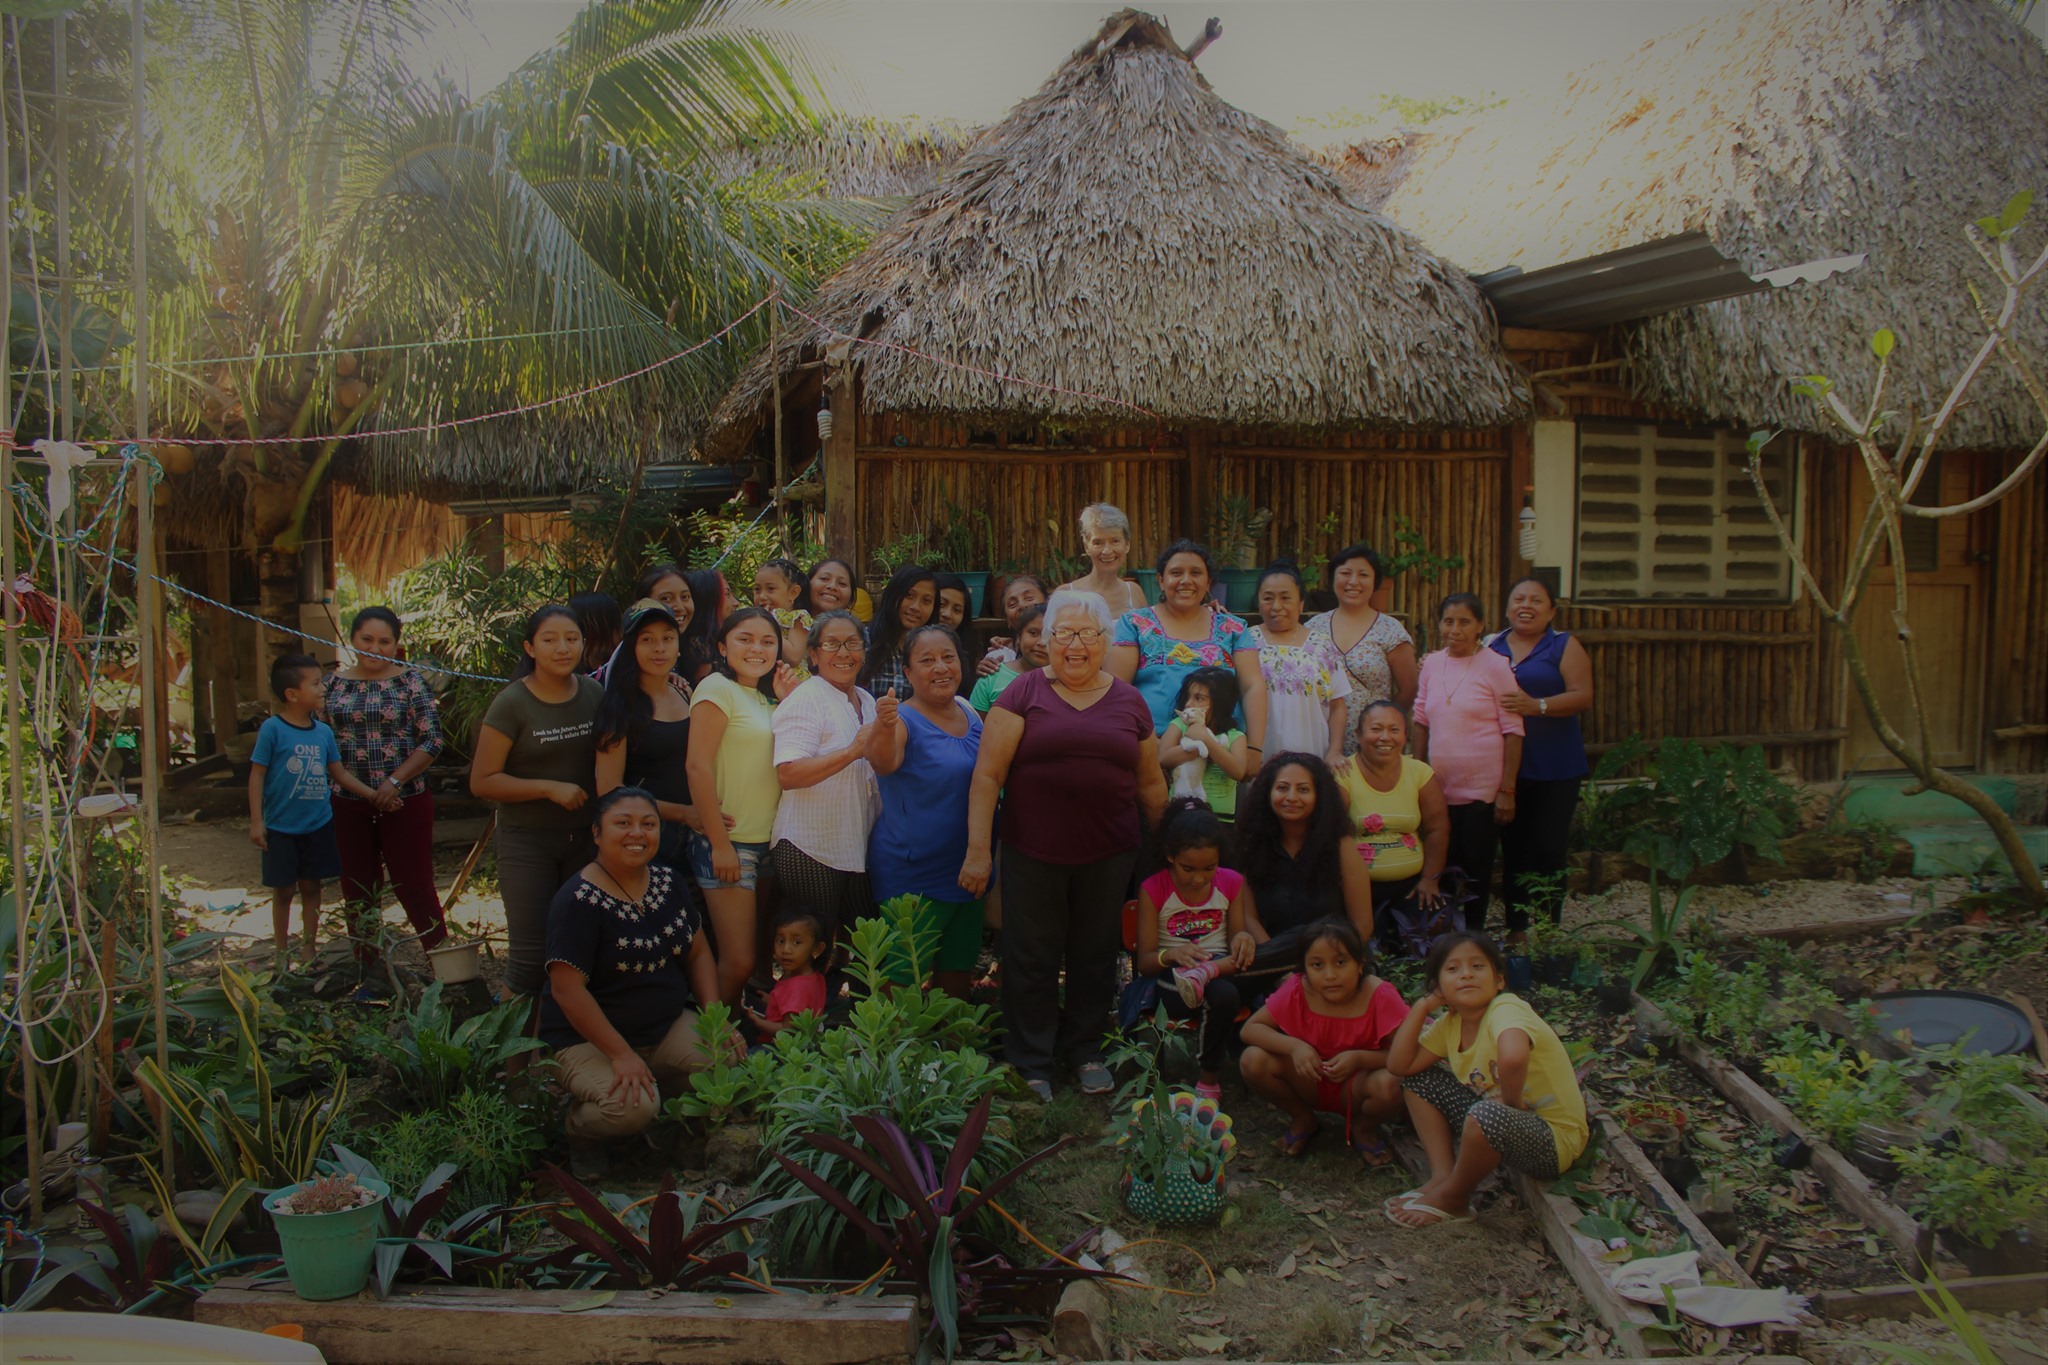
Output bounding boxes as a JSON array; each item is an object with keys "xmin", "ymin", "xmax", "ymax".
[{"xmin": 265, "ymin": 1177, "xmax": 389, "ymax": 1301}]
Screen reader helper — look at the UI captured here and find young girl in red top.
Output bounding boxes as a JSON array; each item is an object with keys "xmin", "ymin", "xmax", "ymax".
[
  {"xmin": 744, "ymin": 907, "xmax": 830, "ymax": 1039},
  {"xmin": 1237, "ymin": 917, "xmax": 1408, "ymax": 1164},
  {"xmin": 1134, "ymin": 799, "xmax": 1249, "ymax": 1100}
]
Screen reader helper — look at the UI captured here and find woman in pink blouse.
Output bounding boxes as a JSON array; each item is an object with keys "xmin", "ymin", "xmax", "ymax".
[
  {"xmin": 1411, "ymin": 594, "xmax": 1523, "ymax": 932},
  {"xmin": 326, "ymin": 607, "xmax": 448, "ymax": 976}
]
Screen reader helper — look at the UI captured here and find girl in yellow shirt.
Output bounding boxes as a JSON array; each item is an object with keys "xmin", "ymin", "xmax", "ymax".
[{"xmin": 1384, "ymin": 931, "xmax": 1588, "ymax": 1228}]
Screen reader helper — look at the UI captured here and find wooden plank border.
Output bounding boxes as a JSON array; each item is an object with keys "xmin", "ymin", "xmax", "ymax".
[
  {"xmin": 195, "ymin": 1279, "xmax": 919, "ymax": 1365},
  {"xmin": 1819, "ymin": 1271, "xmax": 2048, "ymax": 1321}
]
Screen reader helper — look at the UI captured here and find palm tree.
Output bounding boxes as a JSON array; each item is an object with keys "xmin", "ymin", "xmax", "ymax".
[{"xmin": 10, "ymin": 0, "xmax": 874, "ymax": 652}]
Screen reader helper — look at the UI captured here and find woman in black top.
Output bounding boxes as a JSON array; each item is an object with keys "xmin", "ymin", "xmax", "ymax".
[
  {"xmin": 540, "ymin": 788, "xmax": 737, "ymax": 1164},
  {"xmin": 1229, "ymin": 753, "xmax": 1376, "ymax": 989},
  {"xmin": 595, "ymin": 602, "xmax": 717, "ymax": 870}
]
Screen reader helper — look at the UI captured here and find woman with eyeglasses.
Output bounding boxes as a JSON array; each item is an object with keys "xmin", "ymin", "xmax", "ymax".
[
  {"xmin": 1108, "ymin": 539, "xmax": 1268, "ymax": 767},
  {"xmin": 960, "ymin": 589, "xmax": 1166, "ymax": 1099},
  {"xmin": 768, "ymin": 610, "xmax": 881, "ymax": 935}
]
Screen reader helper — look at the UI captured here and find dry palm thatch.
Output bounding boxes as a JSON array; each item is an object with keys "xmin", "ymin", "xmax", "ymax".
[
  {"xmin": 1343, "ymin": 0, "xmax": 2048, "ymax": 451},
  {"xmin": 704, "ymin": 9, "xmax": 1527, "ymax": 457}
]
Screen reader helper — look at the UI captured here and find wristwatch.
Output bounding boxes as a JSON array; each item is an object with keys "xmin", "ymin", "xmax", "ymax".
[{"xmin": 1538, "ymin": 696, "xmax": 1549, "ymax": 716}]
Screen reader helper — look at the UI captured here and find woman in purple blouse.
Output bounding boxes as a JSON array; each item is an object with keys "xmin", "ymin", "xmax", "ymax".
[
  {"xmin": 960, "ymin": 590, "xmax": 1167, "ymax": 1099},
  {"xmin": 326, "ymin": 607, "xmax": 449, "ymax": 972}
]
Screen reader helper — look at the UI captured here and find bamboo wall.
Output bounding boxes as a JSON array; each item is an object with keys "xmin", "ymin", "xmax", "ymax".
[
  {"xmin": 842, "ymin": 351, "xmax": 2043, "ymax": 781},
  {"xmin": 1987, "ymin": 454, "xmax": 2048, "ymax": 773}
]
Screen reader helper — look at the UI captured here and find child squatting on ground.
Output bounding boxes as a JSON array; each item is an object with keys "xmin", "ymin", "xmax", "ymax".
[
  {"xmin": 1132, "ymin": 799, "xmax": 1249, "ymax": 1097},
  {"xmin": 248, "ymin": 653, "xmax": 380, "ymax": 969},
  {"xmin": 744, "ymin": 907, "xmax": 831, "ymax": 1043},
  {"xmin": 1237, "ymin": 917, "xmax": 1409, "ymax": 1164},
  {"xmin": 1385, "ymin": 930, "xmax": 1590, "ymax": 1229}
]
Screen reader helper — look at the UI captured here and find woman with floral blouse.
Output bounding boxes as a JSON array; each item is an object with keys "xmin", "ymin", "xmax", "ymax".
[{"xmin": 326, "ymin": 607, "xmax": 449, "ymax": 971}]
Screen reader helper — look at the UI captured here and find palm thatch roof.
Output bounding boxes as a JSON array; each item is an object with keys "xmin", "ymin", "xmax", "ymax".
[
  {"xmin": 1339, "ymin": 0, "xmax": 2048, "ymax": 451},
  {"xmin": 705, "ymin": 10, "xmax": 1527, "ymax": 457}
]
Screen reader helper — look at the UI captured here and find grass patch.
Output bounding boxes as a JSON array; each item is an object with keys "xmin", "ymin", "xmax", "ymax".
[{"xmin": 1269, "ymin": 1288, "xmax": 1355, "ymax": 1360}]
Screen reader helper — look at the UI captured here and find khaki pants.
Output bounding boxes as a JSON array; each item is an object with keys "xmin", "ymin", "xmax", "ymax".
[{"xmin": 555, "ymin": 1010, "xmax": 711, "ymax": 1140}]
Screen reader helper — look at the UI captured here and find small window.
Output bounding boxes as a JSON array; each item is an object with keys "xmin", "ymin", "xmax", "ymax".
[{"xmin": 1574, "ymin": 422, "xmax": 1796, "ymax": 602}]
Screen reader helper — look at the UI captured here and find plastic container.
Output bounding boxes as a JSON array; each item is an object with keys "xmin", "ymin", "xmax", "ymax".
[
  {"xmin": 266, "ymin": 1176, "xmax": 390, "ymax": 1301},
  {"xmin": 426, "ymin": 939, "xmax": 482, "ymax": 985},
  {"xmin": 0, "ymin": 1312, "xmax": 325, "ymax": 1362},
  {"xmin": 1121, "ymin": 1164, "xmax": 1227, "ymax": 1228}
]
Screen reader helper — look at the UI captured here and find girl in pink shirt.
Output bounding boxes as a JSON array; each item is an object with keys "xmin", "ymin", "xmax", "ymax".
[
  {"xmin": 1412, "ymin": 595, "xmax": 1523, "ymax": 932},
  {"xmin": 1237, "ymin": 918, "xmax": 1409, "ymax": 1164}
]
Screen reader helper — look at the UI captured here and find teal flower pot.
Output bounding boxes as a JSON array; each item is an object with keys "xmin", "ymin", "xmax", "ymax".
[
  {"xmin": 1212, "ymin": 568, "xmax": 1263, "ymax": 613},
  {"xmin": 266, "ymin": 1177, "xmax": 390, "ymax": 1301},
  {"xmin": 1129, "ymin": 569, "xmax": 1159, "ymax": 605},
  {"xmin": 956, "ymin": 571, "xmax": 992, "ymax": 616},
  {"xmin": 1121, "ymin": 1163, "xmax": 1227, "ymax": 1228}
]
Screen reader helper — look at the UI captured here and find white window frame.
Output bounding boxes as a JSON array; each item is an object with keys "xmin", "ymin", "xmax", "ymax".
[{"xmin": 1571, "ymin": 421, "xmax": 1800, "ymax": 604}]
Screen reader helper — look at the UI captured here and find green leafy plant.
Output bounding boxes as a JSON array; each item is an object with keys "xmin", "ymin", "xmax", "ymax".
[
  {"xmin": 1860, "ymin": 1275, "xmax": 2013, "ymax": 1365},
  {"xmin": 872, "ymin": 528, "xmax": 945, "ymax": 575},
  {"xmin": 135, "ymin": 968, "xmax": 345, "ymax": 1194},
  {"xmin": 358, "ymin": 1087, "xmax": 544, "ymax": 1209},
  {"xmin": 1765, "ymin": 1028, "xmax": 1919, "ymax": 1152},
  {"xmin": 5, "ymin": 1197, "xmax": 192, "ymax": 1312},
  {"xmin": 364, "ymin": 982, "xmax": 548, "ymax": 1111},
  {"xmin": 701, "ymin": 904, "xmax": 1012, "ymax": 1269},
  {"xmin": 1205, "ymin": 493, "xmax": 1273, "ymax": 570},
  {"xmin": 1575, "ymin": 738, "xmax": 1797, "ymax": 880},
  {"xmin": 1895, "ymin": 1144, "xmax": 2048, "ymax": 1251},
  {"xmin": 1103, "ymin": 1014, "xmax": 1232, "ymax": 1184},
  {"xmin": 1579, "ymin": 874, "xmax": 1700, "ymax": 989}
]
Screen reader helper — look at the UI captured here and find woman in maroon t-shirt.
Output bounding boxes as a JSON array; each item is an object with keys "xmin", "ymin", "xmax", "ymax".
[{"xmin": 960, "ymin": 590, "xmax": 1167, "ymax": 1098}]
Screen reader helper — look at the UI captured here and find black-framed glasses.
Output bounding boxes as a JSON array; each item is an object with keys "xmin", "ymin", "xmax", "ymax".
[{"xmin": 1049, "ymin": 626, "xmax": 1108, "ymax": 645}]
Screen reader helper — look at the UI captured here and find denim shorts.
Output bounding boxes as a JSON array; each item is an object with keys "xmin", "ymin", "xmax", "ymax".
[
  {"xmin": 686, "ymin": 832, "xmax": 770, "ymax": 891},
  {"xmin": 261, "ymin": 823, "xmax": 341, "ymax": 888}
]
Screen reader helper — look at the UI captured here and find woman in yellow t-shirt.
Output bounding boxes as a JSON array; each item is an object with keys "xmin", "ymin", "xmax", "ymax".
[
  {"xmin": 1384, "ymin": 931, "xmax": 1588, "ymax": 1228},
  {"xmin": 1337, "ymin": 700, "xmax": 1450, "ymax": 947},
  {"xmin": 685, "ymin": 608, "xmax": 797, "ymax": 1006}
]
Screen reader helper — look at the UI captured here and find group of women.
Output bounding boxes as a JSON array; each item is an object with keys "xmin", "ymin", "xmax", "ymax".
[{"xmin": 323, "ymin": 502, "xmax": 1592, "ymax": 1144}]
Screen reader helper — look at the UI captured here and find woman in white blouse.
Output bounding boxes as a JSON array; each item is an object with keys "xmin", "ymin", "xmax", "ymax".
[{"xmin": 770, "ymin": 609, "xmax": 881, "ymax": 934}]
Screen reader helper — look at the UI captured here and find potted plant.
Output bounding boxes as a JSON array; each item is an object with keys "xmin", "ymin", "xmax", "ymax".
[
  {"xmin": 1105, "ymin": 1016, "xmax": 1236, "ymax": 1228},
  {"xmin": 1525, "ymin": 912, "xmax": 1579, "ymax": 987},
  {"xmin": 936, "ymin": 501, "xmax": 995, "ymax": 613},
  {"xmin": 265, "ymin": 1172, "xmax": 391, "ymax": 1300},
  {"xmin": 1205, "ymin": 494, "xmax": 1272, "ymax": 611}
]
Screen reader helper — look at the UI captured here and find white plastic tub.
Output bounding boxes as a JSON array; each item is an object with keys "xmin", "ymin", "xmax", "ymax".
[{"xmin": 1, "ymin": 1312, "xmax": 325, "ymax": 1363}]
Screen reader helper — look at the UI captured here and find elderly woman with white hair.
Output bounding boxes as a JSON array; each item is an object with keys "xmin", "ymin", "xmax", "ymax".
[{"xmin": 960, "ymin": 589, "xmax": 1166, "ymax": 1098}]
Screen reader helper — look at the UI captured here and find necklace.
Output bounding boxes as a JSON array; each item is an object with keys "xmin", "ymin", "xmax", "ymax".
[
  {"xmin": 1438, "ymin": 651, "xmax": 1481, "ymax": 710},
  {"xmin": 592, "ymin": 862, "xmax": 652, "ymax": 908}
]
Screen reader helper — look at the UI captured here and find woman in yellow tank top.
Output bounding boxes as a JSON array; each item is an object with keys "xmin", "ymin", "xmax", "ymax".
[{"xmin": 1337, "ymin": 701, "xmax": 1450, "ymax": 946}]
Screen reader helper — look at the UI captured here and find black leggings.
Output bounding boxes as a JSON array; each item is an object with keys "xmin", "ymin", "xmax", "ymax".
[
  {"xmin": 1444, "ymin": 801, "xmax": 1499, "ymax": 925},
  {"xmin": 1401, "ymin": 1063, "xmax": 1562, "ymax": 1178},
  {"xmin": 1498, "ymin": 777, "xmax": 1582, "ymax": 932},
  {"xmin": 1159, "ymin": 976, "xmax": 1244, "ymax": 1073},
  {"xmin": 767, "ymin": 840, "xmax": 873, "ymax": 935}
]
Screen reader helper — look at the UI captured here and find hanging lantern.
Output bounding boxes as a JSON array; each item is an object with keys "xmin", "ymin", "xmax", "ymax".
[{"xmin": 815, "ymin": 398, "xmax": 835, "ymax": 442}]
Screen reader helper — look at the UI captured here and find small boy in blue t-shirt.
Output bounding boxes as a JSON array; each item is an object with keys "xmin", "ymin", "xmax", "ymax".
[{"xmin": 248, "ymin": 654, "xmax": 376, "ymax": 967}]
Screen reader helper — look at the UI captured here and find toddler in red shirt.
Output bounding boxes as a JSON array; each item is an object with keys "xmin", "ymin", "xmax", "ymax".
[{"xmin": 745, "ymin": 908, "xmax": 829, "ymax": 1038}]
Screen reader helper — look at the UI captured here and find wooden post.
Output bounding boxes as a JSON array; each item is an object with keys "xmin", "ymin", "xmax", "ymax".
[
  {"xmin": 771, "ymin": 297, "xmax": 788, "ymax": 548},
  {"xmin": 1184, "ymin": 426, "xmax": 1210, "ymax": 550},
  {"xmin": 821, "ymin": 350, "xmax": 858, "ymax": 561},
  {"xmin": 203, "ymin": 549, "xmax": 238, "ymax": 754}
]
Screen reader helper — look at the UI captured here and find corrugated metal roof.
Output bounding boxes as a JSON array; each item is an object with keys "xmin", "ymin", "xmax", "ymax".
[{"xmin": 1476, "ymin": 230, "xmax": 1864, "ymax": 328}]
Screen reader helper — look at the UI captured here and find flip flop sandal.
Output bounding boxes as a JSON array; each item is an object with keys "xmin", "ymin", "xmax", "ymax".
[
  {"xmin": 1382, "ymin": 1188, "xmax": 1423, "ymax": 1216},
  {"xmin": 1385, "ymin": 1200, "xmax": 1475, "ymax": 1229},
  {"xmin": 1350, "ymin": 1135, "xmax": 1395, "ymax": 1167},
  {"xmin": 1277, "ymin": 1124, "xmax": 1320, "ymax": 1158}
]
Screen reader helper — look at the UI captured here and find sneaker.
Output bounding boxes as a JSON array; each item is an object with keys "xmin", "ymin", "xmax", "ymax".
[
  {"xmin": 1172, "ymin": 959, "xmax": 1221, "ymax": 1008},
  {"xmin": 1024, "ymin": 1077, "xmax": 1054, "ymax": 1102},
  {"xmin": 1075, "ymin": 1062, "xmax": 1113, "ymax": 1095}
]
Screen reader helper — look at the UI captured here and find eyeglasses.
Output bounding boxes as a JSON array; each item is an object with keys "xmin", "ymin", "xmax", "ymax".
[
  {"xmin": 1048, "ymin": 627, "xmax": 1107, "ymax": 645},
  {"xmin": 814, "ymin": 638, "xmax": 867, "ymax": 656}
]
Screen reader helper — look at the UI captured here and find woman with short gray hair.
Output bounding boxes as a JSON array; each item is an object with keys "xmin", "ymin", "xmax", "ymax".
[
  {"xmin": 959, "ymin": 589, "xmax": 1165, "ymax": 1098},
  {"xmin": 1062, "ymin": 502, "xmax": 1147, "ymax": 615}
]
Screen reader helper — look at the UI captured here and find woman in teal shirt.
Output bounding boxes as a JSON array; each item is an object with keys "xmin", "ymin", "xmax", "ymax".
[{"xmin": 1109, "ymin": 540, "xmax": 1268, "ymax": 763}]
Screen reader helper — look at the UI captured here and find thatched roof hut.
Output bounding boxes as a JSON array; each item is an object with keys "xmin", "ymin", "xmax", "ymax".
[
  {"xmin": 706, "ymin": 9, "xmax": 1527, "ymax": 458},
  {"xmin": 1335, "ymin": 0, "xmax": 2048, "ymax": 451}
]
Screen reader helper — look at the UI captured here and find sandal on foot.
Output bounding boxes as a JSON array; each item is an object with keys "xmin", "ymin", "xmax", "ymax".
[
  {"xmin": 1383, "ymin": 1188, "xmax": 1423, "ymax": 1216},
  {"xmin": 1277, "ymin": 1124, "xmax": 1320, "ymax": 1157},
  {"xmin": 1386, "ymin": 1200, "xmax": 1474, "ymax": 1229},
  {"xmin": 1350, "ymin": 1134, "xmax": 1395, "ymax": 1167}
]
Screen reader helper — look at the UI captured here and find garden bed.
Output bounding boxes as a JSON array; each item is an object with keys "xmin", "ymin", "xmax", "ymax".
[{"xmin": 194, "ymin": 1278, "xmax": 917, "ymax": 1364}]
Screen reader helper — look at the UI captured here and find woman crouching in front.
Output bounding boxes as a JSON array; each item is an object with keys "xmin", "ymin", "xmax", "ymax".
[{"xmin": 540, "ymin": 786, "xmax": 740, "ymax": 1178}]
